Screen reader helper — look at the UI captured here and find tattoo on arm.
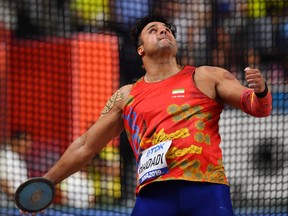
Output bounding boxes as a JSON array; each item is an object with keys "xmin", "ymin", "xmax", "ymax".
[{"xmin": 101, "ymin": 90, "xmax": 124, "ymax": 115}]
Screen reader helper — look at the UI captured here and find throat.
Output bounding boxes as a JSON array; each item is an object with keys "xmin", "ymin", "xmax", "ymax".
[
  {"xmin": 144, "ymin": 65, "xmax": 184, "ymax": 83},
  {"xmin": 144, "ymin": 74, "xmax": 168, "ymax": 82}
]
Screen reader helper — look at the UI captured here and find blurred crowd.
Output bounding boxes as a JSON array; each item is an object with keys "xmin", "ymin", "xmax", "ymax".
[
  {"xmin": 0, "ymin": 131, "xmax": 122, "ymax": 208},
  {"xmin": 0, "ymin": 0, "xmax": 287, "ymax": 84}
]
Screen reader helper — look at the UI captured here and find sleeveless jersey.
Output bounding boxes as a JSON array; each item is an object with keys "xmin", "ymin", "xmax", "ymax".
[{"xmin": 122, "ymin": 66, "xmax": 228, "ymax": 194}]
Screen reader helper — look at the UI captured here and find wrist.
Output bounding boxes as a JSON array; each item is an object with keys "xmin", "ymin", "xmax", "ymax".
[{"xmin": 255, "ymin": 82, "xmax": 268, "ymax": 98}]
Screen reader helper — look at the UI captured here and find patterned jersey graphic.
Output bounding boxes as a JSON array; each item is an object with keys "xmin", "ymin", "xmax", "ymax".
[{"xmin": 123, "ymin": 66, "xmax": 227, "ymax": 193}]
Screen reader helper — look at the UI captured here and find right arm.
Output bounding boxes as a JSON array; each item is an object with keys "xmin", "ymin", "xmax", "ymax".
[{"xmin": 43, "ymin": 85, "xmax": 132, "ymax": 185}]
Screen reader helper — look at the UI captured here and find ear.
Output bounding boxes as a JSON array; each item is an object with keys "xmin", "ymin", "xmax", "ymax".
[{"xmin": 137, "ymin": 46, "xmax": 144, "ymax": 56}]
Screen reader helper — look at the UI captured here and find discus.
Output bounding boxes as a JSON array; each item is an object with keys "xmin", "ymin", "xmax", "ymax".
[{"xmin": 14, "ymin": 177, "xmax": 55, "ymax": 213}]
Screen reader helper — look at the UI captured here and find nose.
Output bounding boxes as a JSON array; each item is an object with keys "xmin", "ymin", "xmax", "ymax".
[{"xmin": 159, "ymin": 27, "xmax": 167, "ymax": 35}]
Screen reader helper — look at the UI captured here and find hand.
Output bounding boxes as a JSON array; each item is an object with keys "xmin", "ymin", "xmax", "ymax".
[
  {"xmin": 244, "ymin": 67, "xmax": 266, "ymax": 93},
  {"xmin": 20, "ymin": 210, "xmax": 45, "ymax": 215}
]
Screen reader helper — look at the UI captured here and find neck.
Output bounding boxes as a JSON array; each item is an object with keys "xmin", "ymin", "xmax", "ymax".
[{"xmin": 143, "ymin": 58, "xmax": 183, "ymax": 82}]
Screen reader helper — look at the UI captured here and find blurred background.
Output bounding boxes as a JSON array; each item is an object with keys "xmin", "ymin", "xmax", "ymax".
[{"xmin": 0, "ymin": 0, "xmax": 287, "ymax": 215}]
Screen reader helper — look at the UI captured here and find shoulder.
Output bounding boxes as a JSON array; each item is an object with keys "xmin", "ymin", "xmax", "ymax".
[
  {"xmin": 100, "ymin": 84, "xmax": 133, "ymax": 116},
  {"xmin": 195, "ymin": 65, "xmax": 229, "ymax": 75},
  {"xmin": 192, "ymin": 66, "xmax": 236, "ymax": 100},
  {"xmin": 118, "ymin": 84, "xmax": 133, "ymax": 99},
  {"xmin": 195, "ymin": 66, "xmax": 233, "ymax": 83},
  {"xmin": 117, "ymin": 84, "xmax": 133, "ymax": 110}
]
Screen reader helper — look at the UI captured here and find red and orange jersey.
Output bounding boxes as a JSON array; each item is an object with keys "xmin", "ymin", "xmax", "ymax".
[{"xmin": 123, "ymin": 66, "xmax": 228, "ymax": 194}]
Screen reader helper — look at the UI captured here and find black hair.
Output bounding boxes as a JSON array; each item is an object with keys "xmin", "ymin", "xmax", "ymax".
[{"xmin": 130, "ymin": 12, "xmax": 177, "ymax": 50}]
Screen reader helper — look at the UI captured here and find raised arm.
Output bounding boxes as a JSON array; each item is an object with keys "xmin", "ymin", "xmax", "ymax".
[
  {"xmin": 195, "ymin": 66, "xmax": 272, "ymax": 117},
  {"xmin": 43, "ymin": 85, "xmax": 132, "ymax": 185}
]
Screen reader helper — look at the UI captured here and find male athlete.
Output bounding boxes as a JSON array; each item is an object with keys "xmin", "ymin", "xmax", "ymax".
[{"xmin": 20, "ymin": 13, "xmax": 272, "ymax": 216}]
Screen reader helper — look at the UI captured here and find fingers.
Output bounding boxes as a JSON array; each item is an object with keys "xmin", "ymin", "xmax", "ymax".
[
  {"xmin": 19, "ymin": 210, "xmax": 44, "ymax": 215},
  {"xmin": 19, "ymin": 210, "xmax": 33, "ymax": 215},
  {"xmin": 244, "ymin": 67, "xmax": 265, "ymax": 93}
]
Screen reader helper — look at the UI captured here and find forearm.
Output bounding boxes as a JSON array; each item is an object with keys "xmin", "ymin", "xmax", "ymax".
[
  {"xmin": 43, "ymin": 135, "xmax": 94, "ymax": 185},
  {"xmin": 240, "ymin": 84, "xmax": 272, "ymax": 117}
]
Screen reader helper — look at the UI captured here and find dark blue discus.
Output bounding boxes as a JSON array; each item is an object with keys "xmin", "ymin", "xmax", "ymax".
[{"xmin": 14, "ymin": 177, "xmax": 55, "ymax": 213}]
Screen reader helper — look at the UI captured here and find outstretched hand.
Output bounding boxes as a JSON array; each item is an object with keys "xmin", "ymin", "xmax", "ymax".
[{"xmin": 244, "ymin": 67, "xmax": 266, "ymax": 94}]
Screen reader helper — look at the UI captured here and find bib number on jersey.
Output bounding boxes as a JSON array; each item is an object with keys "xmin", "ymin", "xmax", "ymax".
[{"xmin": 138, "ymin": 140, "xmax": 172, "ymax": 184}]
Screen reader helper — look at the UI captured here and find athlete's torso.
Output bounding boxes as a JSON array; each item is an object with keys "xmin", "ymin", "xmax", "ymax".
[{"xmin": 122, "ymin": 66, "xmax": 228, "ymax": 193}]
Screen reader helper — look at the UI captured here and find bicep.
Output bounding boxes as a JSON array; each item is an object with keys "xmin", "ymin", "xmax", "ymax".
[
  {"xmin": 82, "ymin": 85, "xmax": 131, "ymax": 154},
  {"xmin": 84, "ymin": 108, "xmax": 124, "ymax": 155},
  {"xmin": 216, "ymin": 71, "xmax": 247, "ymax": 108}
]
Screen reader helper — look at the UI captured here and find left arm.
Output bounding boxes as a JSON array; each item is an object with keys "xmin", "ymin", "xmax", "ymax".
[{"xmin": 215, "ymin": 67, "xmax": 272, "ymax": 117}]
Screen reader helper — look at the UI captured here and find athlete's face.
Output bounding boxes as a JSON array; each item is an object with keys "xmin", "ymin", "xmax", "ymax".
[{"xmin": 137, "ymin": 21, "xmax": 178, "ymax": 57}]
